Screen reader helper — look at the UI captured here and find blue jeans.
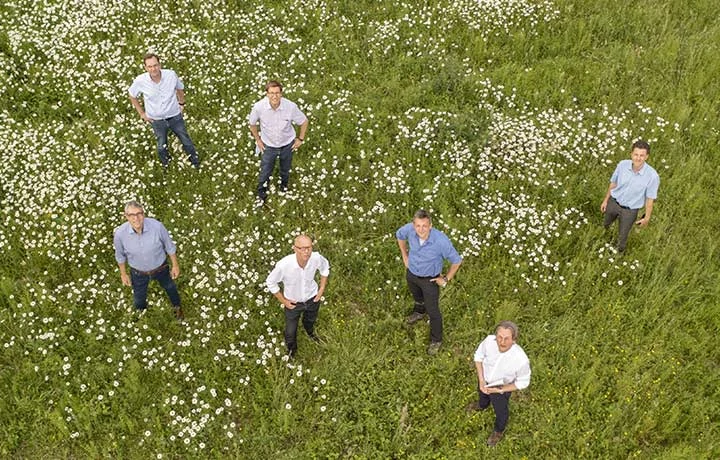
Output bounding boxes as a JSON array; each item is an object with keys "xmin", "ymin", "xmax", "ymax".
[
  {"xmin": 257, "ymin": 142, "xmax": 293, "ymax": 200},
  {"xmin": 284, "ymin": 298, "xmax": 320, "ymax": 354},
  {"xmin": 130, "ymin": 264, "xmax": 181, "ymax": 311},
  {"xmin": 150, "ymin": 114, "xmax": 199, "ymax": 167},
  {"xmin": 406, "ymin": 270, "xmax": 442, "ymax": 343}
]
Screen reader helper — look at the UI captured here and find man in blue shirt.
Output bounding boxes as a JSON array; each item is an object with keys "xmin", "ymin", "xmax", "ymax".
[
  {"xmin": 129, "ymin": 53, "xmax": 199, "ymax": 169},
  {"xmin": 114, "ymin": 201, "xmax": 184, "ymax": 320},
  {"xmin": 397, "ymin": 209, "xmax": 462, "ymax": 355},
  {"xmin": 601, "ymin": 140, "xmax": 660, "ymax": 252}
]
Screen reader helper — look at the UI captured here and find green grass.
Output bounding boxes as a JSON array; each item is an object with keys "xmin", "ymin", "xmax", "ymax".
[{"xmin": 0, "ymin": 0, "xmax": 719, "ymax": 458}]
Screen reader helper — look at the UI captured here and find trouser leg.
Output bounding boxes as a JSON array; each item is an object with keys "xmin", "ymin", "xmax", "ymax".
[
  {"xmin": 151, "ymin": 120, "xmax": 170, "ymax": 166},
  {"xmin": 152, "ymin": 265, "xmax": 181, "ymax": 307},
  {"xmin": 301, "ymin": 300, "xmax": 321, "ymax": 337},
  {"xmin": 130, "ymin": 269, "xmax": 151, "ymax": 310},
  {"xmin": 169, "ymin": 114, "xmax": 199, "ymax": 167}
]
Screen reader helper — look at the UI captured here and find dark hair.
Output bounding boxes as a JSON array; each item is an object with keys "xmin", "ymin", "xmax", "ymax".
[
  {"xmin": 143, "ymin": 53, "xmax": 160, "ymax": 65},
  {"xmin": 124, "ymin": 200, "xmax": 145, "ymax": 214},
  {"xmin": 413, "ymin": 209, "xmax": 432, "ymax": 223},
  {"xmin": 632, "ymin": 140, "xmax": 650, "ymax": 154},
  {"xmin": 265, "ymin": 80, "xmax": 283, "ymax": 92},
  {"xmin": 496, "ymin": 321, "xmax": 519, "ymax": 340}
]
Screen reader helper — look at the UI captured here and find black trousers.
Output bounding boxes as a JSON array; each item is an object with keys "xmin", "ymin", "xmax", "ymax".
[
  {"xmin": 478, "ymin": 387, "xmax": 512, "ymax": 433},
  {"xmin": 284, "ymin": 298, "xmax": 320, "ymax": 354},
  {"xmin": 406, "ymin": 270, "xmax": 442, "ymax": 343}
]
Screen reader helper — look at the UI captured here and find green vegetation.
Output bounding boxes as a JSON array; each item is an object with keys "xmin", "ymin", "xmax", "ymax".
[{"xmin": 0, "ymin": 0, "xmax": 718, "ymax": 457}]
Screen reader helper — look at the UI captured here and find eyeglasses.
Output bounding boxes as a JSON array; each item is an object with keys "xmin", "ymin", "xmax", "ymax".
[
  {"xmin": 267, "ymin": 91, "xmax": 282, "ymax": 96},
  {"xmin": 294, "ymin": 245, "xmax": 312, "ymax": 252},
  {"xmin": 126, "ymin": 211, "xmax": 144, "ymax": 218}
]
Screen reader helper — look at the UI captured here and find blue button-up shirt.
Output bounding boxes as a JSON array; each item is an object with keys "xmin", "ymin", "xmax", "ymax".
[
  {"xmin": 113, "ymin": 218, "xmax": 176, "ymax": 272},
  {"xmin": 396, "ymin": 223, "xmax": 462, "ymax": 277},
  {"xmin": 610, "ymin": 160, "xmax": 660, "ymax": 210}
]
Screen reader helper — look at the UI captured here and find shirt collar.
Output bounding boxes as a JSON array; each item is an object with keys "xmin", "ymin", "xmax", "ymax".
[{"xmin": 262, "ymin": 97, "xmax": 285, "ymax": 111}]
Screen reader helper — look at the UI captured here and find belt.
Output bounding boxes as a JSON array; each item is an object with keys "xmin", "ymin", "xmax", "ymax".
[
  {"xmin": 612, "ymin": 196, "xmax": 632, "ymax": 210},
  {"xmin": 408, "ymin": 270, "xmax": 440, "ymax": 279},
  {"xmin": 132, "ymin": 264, "xmax": 168, "ymax": 276},
  {"xmin": 295, "ymin": 297, "xmax": 317, "ymax": 306}
]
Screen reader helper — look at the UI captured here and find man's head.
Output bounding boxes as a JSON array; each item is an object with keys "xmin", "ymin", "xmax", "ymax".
[
  {"xmin": 495, "ymin": 320, "xmax": 518, "ymax": 353},
  {"xmin": 293, "ymin": 234, "xmax": 313, "ymax": 265},
  {"xmin": 266, "ymin": 80, "xmax": 283, "ymax": 107},
  {"xmin": 143, "ymin": 53, "xmax": 161, "ymax": 79},
  {"xmin": 630, "ymin": 140, "xmax": 650, "ymax": 171},
  {"xmin": 124, "ymin": 200, "xmax": 145, "ymax": 233},
  {"xmin": 412, "ymin": 209, "xmax": 432, "ymax": 240}
]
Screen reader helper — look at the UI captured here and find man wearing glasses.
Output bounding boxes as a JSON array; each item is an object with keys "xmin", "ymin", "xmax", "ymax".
[
  {"xmin": 113, "ymin": 201, "xmax": 184, "ymax": 320},
  {"xmin": 248, "ymin": 80, "xmax": 309, "ymax": 206},
  {"xmin": 266, "ymin": 235, "xmax": 329, "ymax": 358}
]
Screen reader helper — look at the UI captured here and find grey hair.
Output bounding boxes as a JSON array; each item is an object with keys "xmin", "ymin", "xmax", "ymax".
[
  {"xmin": 413, "ymin": 209, "xmax": 431, "ymax": 223},
  {"xmin": 124, "ymin": 200, "xmax": 145, "ymax": 214},
  {"xmin": 496, "ymin": 321, "xmax": 519, "ymax": 340}
]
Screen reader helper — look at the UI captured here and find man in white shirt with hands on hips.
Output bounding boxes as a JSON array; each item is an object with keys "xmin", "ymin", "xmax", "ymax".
[
  {"xmin": 266, "ymin": 235, "xmax": 329, "ymax": 358},
  {"xmin": 468, "ymin": 321, "xmax": 531, "ymax": 447}
]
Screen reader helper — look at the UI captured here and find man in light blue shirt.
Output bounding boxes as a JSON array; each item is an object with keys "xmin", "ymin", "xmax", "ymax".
[
  {"xmin": 113, "ymin": 201, "xmax": 183, "ymax": 319},
  {"xmin": 248, "ymin": 80, "xmax": 308, "ymax": 205},
  {"xmin": 129, "ymin": 53, "xmax": 199, "ymax": 169},
  {"xmin": 601, "ymin": 140, "xmax": 660, "ymax": 252},
  {"xmin": 397, "ymin": 209, "xmax": 462, "ymax": 355}
]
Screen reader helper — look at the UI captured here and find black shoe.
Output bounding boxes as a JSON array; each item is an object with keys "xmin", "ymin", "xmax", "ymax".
[
  {"xmin": 406, "ymin": 312, "xmax": 425, "ymax": 325},
  {"xmin": 465, "ymin": 401, "xmax": 488, "ymax": 413},
  {"xmin": 309, "ymin": 334, "xmax": 324, "ymax": 344},
  {"xmin": 174, "ymin": 306, "xmax": 185, "ymax": 321}
]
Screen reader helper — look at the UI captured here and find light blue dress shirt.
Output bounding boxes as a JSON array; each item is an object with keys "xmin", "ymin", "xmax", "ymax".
[
  {"xmin": 248, "ymin": 97, "xmax": 307, "ymax": 148},
  {"xmin": 114, "ymin": 218, "xmax": 176, "ymax": 272},
  {"xmin": 396, "ymin": 223, "xmax": 462, "ymax": 277},
  {"xmin": 128, "ymin": 69, "xmax": 184, "ymax": 119},
  {"xmin": 610, "ymin": 160, "xmax": 660, "ymax": 209}
]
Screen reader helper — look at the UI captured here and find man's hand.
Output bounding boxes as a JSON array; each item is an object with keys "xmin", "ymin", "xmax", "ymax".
[
  {"xmin": 140, "ymin": 112, "xmax": 154, "ymax": 123},
  {"xmin": 431, "ymin": 276, "xmax": 448, "ymax": 287},
  {"xmin": 600, "ymin": 199, "xmax": 608, "ymax": 213},
  {"xmin": 635, "ymin": 216, "xmax": 650, "ymax": 227},
  {"xmin": 283, "ymin": 298, "xmax": 297, "ymax": 309},
  {"xmin": 171, "ymin": 265, "xmax": 180, "ymax": 279},
  {"xmin": 255, "ymin": 138, "xmax": 266, "ymax": 153},
  {"xmin": 292, "ymin": 138, "xmax": 303, "ymax": 151},
  {"xmin": 120, "ymin": 272, "xmax": 131, "ymax": 287},
  {"xmin": 313, "ymin": 292, "xmax": 323, "ymax": 302},
  {"xmin": 479, "ymin": 382, "xmax": 490, "ymax": 395}
]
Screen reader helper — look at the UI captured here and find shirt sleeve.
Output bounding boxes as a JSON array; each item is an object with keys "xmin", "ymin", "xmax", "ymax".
[
  {"xmin": 646, "ymin": 173, "xmax": 660, "ymax": 200},
  {"xmin": 248, "ymin": 102, "xmax": 260, "ymax": 125},
  {"xmin": 174, "ymin": 72, "xmax": 185, "ymax": 90},
  {"xmin": 157, "ymin": 221, "xmax": 177, "ymax": 255},
  {"xmin": 514, "ymin": 359, "xmax": 531, "ymax": 390},
  {"xmin": 291, "ymin": 104, "xmax": 307, "ymax": 125},
  {"xmin": 318, "ymin": 254, "xmax": 330, "ymax": 277},
  {"xmin": 113, "ymin": 228, "xmax": 127, "ymax": 264},
  {"xmin": 473, "ymin": 336, "xmax": 490, "ymax": 362},
  {"xmin": 128, "ymin": 78, "xmax": 142, "ymax": 98},
  {"xmin": 609, "ymin": 162, "xmax": 622, "ymax": 183},
  {"xmin": 266, "ymin": 263, "xmax": 283, "ymax": 294},
  {"xmin": 441, "ymin": 234, "xmax": 463, "ymax": 264},
  {"xmin": 395, "ymin": 223, "xmax": 410, "ymax": 240}
]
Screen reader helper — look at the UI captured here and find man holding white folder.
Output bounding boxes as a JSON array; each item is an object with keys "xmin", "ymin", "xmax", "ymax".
[{"xmin": 469, "ymin": 321, "xmax": 531, "ymax": 447}]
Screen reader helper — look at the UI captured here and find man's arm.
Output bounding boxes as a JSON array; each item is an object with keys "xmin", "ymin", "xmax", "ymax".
[
  {"xmin": 129, "ymin": 95, "xmax": 152, "ymax": 122},
  {"xmin": 168, "ymin": 253, "xmax": 180, "ymax": 279},
  {"xmin": 273, "ymin": 291, "xmax": 296, "ymax": 309},
  {"xmin": 432, "ymin": 261, "xmax": 462, "ymax": 287},
  {"xmin": 292, "ymin": 119, "xmax": 309, "ymax": 150},
  {"xmin": 475, "ymin": 360, "xmax": 490, "ymax": 394},
  {"xmin": 397, "ymin": 239, "xmax": 409, "ymax": 269},
  {"xmin": 249, "ymin": 124, "xmax": 265, "ymax": 152},
  {"xmin": 176, "ymin": 89, "xmax": 186, "ymax": 112},
  {"xmin": 600, "ymin": 182, "xmax": 617, "ymax": 213},
  {"xmin": 636, "ymin": 198, "xmax": 655, "ymax": 226},
  {"xmin": 118, "ymin": 262, "xmax": 131, "ymax": 286},
  {"xmin": 313, "ymin": 275, "xmax": 328, "ymax": 302}
]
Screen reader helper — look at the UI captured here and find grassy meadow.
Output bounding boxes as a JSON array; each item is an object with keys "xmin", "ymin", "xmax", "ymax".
[{"xmin": 0, "ymin": 0, "xmax": 718, "ymax": 458}]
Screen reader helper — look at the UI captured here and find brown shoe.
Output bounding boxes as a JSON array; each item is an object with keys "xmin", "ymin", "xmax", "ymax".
[
  {"xmin": 174, "ymin": 306, "xmax": 185, "ymax": 321},
  {"xmin": 487, "ymin": 431, "xmax": 504, "ymax": 447},
  {"xmin": 406, "ymin": 312, "xmax": 425, "ymax": 325}
]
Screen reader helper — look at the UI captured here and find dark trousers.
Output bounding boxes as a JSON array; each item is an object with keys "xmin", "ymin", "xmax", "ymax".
[
  {"xmin": 130, "ymin": 264, "xmax": 181, "ymax": 311},
  {"xmin": 406, "ymin": 270, "xmax": 442, "ymax": 343},
  {"xmin": 478, "ymin": 387, "xmax": 512, "ymax": 433},
  {"xmin": 284, "ymin": 298, "xmax": 320, "ymax": 354},
  {"xmin": 603, "ymin": 196, "xmax": 639, "ymax": 252},
  {"xmin": 257, "ymin": 142, "xmax": 293, "ymax": 200},
  {"xmin": 150, "ymin": 114, "xmax": 199, "ymax": 167}
]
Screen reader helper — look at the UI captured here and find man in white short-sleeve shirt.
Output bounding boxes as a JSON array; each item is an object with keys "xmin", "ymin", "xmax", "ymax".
[
  {"xmin": 266, "ymin": 234, "xmax": 328, "ymax": 358},
  {"xmin": 129, "ymin": 53, "xmax": 199, "ymax": 169},
  {"xmin": 469, "ymin": 321, "xmax": 531, "ymax": 447}
]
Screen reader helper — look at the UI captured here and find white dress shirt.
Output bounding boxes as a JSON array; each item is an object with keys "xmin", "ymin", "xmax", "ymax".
[
  {"xmin": 248, "ymin": 97, "xmax": 307, "ymax": 148},
  {"xmin": 128, "ymin": 69, "xmax": 184, "ymax": 119},
  {"xmin": 266, "ymin": 252, "xmax": 330, "ymax": 302},
  {"xmin": 473, "ymin": 335, "xmax": 531, "ymax": 390}
]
